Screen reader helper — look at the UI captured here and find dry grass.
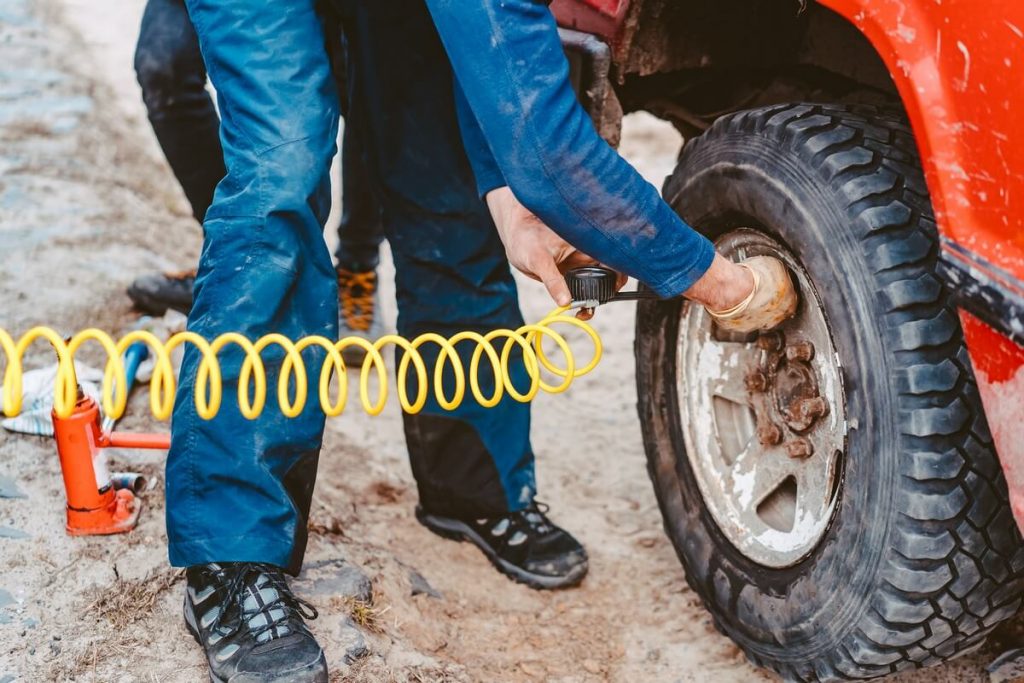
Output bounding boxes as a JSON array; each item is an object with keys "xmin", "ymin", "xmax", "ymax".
[
  {"xmin": 85, "ymin": 567, "xmax": 183, "ymax": 629},
  {"xmin": 330, "ymin": 587, "xmax": 390, "ymax": 635},
  {"xmin": 47, "ymin": 632, "xmax": 147, "ymax": 682},
  {"xmin": 367, "ymin": 480, "xmax": 407, "ymax": 504},
  {"xmin": 308, "ymin": 515, "xmax": 349, "ymax": 538},
  {"xmin": 40, "ymin": 568, "xmax": 188, "ymax": 680},
  {"xmin": 332, "ymin": 659, "xmax": 468, "ymax": 683}
]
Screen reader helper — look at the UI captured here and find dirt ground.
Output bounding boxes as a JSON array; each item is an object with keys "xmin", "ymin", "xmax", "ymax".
[{"xmin": 0, "ymin": 1, "xmax": 1020, "ymax": 681}]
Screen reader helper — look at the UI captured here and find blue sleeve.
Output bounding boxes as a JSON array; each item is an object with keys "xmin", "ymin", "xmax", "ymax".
[
  {"xmin": 425, "ymin": 0, "xmax": 715, "ymax": 297},
  {"xmin": 453, "ymin": 80, "xmax": 507, "ymax": 198}
]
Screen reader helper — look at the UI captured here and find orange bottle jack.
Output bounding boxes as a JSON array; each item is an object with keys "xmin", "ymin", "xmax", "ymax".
[{"xmin": 51, "ymin": 387, "xmax": 141, "ymax": 536}]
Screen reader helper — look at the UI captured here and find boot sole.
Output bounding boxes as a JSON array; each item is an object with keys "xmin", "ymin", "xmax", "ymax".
[
  {"xmin": 126, "ymin": 285, "xmax": 192, "ymax": 317},
  {"xmin": 183, "ymin": 595, "xmax": 328, "ymax": 683},
  {"xmin": 415, "ymin": 506, "xmax": 588, "ymax": 590}
]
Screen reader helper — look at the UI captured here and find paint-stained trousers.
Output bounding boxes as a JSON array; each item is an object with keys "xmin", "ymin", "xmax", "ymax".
[
  {"xmin": 169, "ymin": 0, "xmax": 535, "ymax": 573},
  {"xmin": 169, "ymin": 0, "xmax": 715, "ymax": 572}
]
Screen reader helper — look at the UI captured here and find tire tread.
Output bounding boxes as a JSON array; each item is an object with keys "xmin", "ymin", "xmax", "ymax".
[{"xmin": 649, "ymin": 103, "xmax": 1024, "ymax": 681}]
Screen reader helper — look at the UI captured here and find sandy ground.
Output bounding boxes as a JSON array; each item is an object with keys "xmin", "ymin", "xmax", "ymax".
[{"xmin": 0, "ymin": 1, "xmax": 1020, "ymax": 681}]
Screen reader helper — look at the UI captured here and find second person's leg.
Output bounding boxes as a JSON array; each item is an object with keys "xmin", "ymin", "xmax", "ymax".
[
  {"xmin": 128, "ymin": 0, "xmax": 224, "ymax": 316},
  {"xmin": 336, "ymin": 128, "xmax": 383, "ymax": 274},
  {"xmin": 324, "ymin": 21, "xmax": 387, "ymax": 344},
  {"xmin": 335, "ymin": 126, "xmax": 386, "ymax": 344},
  {"xmin": 134, "ymin": 0, "xmax": 223, "ymax": 221}
]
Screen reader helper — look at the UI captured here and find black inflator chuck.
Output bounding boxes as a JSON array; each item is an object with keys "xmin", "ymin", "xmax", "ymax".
[
  {"xmin": 564, "ymin": 266, "xmax": 658, "ymax": 306},
  {"xmin": 565, "ymin": 267, "xmax": 619, "ymax": 304}
]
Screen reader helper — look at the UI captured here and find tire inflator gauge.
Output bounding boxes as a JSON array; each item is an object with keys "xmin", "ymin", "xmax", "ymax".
[{"xmin": 565, "ymin": 266, "xmax": 659, "ymax": 310}]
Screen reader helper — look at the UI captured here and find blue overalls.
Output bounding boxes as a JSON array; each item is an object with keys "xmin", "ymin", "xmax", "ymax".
[{"xmin": 169, "ymin": 0, "xmax": 714, "ymax": 573}]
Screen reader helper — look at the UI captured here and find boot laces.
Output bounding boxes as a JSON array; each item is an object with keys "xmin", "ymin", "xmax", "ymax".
[
  {"xmin": 337, "ymin": 268, "xmax": 377, "ymax": 332},
  {"xmin": 211, "ymin": 563, "xmax": 318, "ymax": 644},
  {"xmin": 503, "ymin": 501, "xmax": 553, "ymax": 538}
]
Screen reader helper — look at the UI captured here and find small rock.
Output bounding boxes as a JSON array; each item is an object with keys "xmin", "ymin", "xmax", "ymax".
[
  {"xmin": 582, "ymin": 659, "xmax": 601, "ymax": 674},
  {"xmin": 338, "ymin": 618, "xmax": 369, "ymax": 665},
  {"xmin": 0, "ymin": 589, "xmax": 13, "ymax": 608},
  {"xmin": 21, "ymin": 617, "xmax": 37, "ymax": 629},
  {"xmin": 0, "ymin": 474, "xmax": 25, "ymax": 499},
  {"xmin": 49, "ymin": 641, "xmax": 60, "ymax": 655},
  {"xmin": 297, "ymin": 559, "xmax": 372, "ymax": 603},
  {"xmin": 408, "ymin": 569, "xmax": 441, "ymax": 599},
  {"xmin": 0, "ymin": 526, "xmax": 29, "ymax": 540},
  {"xmin": 988, "ymin": 647, "xmax": 1024, "ymax": 683}
]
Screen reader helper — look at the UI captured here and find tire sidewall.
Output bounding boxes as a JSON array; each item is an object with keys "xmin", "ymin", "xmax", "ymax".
[{"xmin": 640, "ymin": 133, "xmax": 899, "ymax": 661}]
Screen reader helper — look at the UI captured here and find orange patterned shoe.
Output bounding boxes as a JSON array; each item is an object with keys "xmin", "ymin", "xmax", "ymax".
[{"xmin": 336, "ymin": 266, "xmax": 383, "ymax": 363}]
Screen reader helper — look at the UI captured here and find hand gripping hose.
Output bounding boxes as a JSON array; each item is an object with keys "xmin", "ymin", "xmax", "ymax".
[{"xmin": 0, "ymin": 308, "xmax": 601, "ymax": 422}]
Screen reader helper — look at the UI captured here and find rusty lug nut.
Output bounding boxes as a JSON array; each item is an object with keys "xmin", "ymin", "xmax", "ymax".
[
  {"xmin": 785, "ymin": 340, "xmax": 816, "ymax": 362},
  {"xmin": 757, "ymin": 422, "xmax": 783, "ymax": 446},
  {"xmin": 798, "ymin": 396, "xmax": 830, "ymax": 421},
  {"xmin": 745, "ymin": 370, "xmax": 769, "ymax": 392},
  {"xmin": 757, "ymin": 331, "xmax": 785, "ymax": 352},
  {"xmin": 785, "ymin": 437, "xmax": 814, "ymax": 459}
]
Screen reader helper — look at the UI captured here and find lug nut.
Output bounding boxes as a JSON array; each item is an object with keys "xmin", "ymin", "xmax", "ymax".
[
  {"xmin": 785, "ymin": 437, "xmax": 814, "ymax": 459},
  {"xmin": 785, "ymin": 340, "xmax": 815, "ymax": 362},
  {"xmin": 745, "ymin": 370, "xmax": 769, "ymax": 392},
  {"xmin": 757, "ymin": 331, "xmax": 785, "ymax": 352},
  {"xmin": 798, "ymin": 396, "xmax": 830, "ymax": 421},
  {"xmin": 757, "ymin": 421, "xmax": 783, "ymax": 446}
]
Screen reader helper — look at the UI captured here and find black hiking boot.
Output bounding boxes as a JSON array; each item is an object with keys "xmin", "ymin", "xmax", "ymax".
[
  {"xmin": 416, "ymin": 502, "xmax": 588, "ymax": 590},
  {"xmin": 127, "ymin": 269, "xmax": 196, "ymax": 316},
  {"xmin": 184, "ymin": 562, "xmax": 328, "ymax": 683}
]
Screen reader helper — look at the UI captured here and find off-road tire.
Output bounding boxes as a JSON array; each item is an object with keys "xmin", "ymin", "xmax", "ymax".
[{"xmin": 636, "ymin": 103, "xmax": 1024, "ymax": 681}]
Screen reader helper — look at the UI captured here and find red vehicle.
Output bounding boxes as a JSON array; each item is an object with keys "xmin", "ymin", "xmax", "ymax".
[{"xmin": 551, "ymin": 0, "xmax": 1024, "ymax": 679}]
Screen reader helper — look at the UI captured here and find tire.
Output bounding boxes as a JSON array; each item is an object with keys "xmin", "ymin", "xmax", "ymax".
[{"xmin": 636, "ymin": 103, "xmax": 1024, "ymax": 681}]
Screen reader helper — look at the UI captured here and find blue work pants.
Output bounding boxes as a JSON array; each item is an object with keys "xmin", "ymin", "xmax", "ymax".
[{"xmin": 169, "ymin": 0, "xmax": 536, "ymax": 572}]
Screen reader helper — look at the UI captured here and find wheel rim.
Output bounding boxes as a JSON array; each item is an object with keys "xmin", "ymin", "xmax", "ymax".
[{"xmin": 676, "ymin": 228, "xmax": 848, "ymax": 568}]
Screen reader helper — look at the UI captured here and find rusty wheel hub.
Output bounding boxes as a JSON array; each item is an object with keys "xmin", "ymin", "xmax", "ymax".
[
  {"xmin": 758, "ymin": 334, "xmax": 829, "ymax": 435},
  {"xmin": 675, "ymin": 229, "xmax": 848, "ymax": 568}
]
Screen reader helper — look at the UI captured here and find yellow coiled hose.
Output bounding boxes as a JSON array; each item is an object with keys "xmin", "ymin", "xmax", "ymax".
[{"xmin": 0, "ymin": 308, "xmax": 601, "ymax": 421}]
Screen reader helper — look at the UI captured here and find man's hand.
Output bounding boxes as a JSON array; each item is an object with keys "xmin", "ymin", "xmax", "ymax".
[{"xmin": 486, "ymin": 186, "xmax": 623, "ymax": 310}]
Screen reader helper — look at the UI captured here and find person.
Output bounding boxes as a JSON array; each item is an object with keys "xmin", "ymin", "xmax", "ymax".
[
  {"xmin": 127, "ymin": 0, "xmax": 385, "ymax": 341},
  {"xmin": 171, "ymin": 1, "xmax": 799, "ymax": 681}
]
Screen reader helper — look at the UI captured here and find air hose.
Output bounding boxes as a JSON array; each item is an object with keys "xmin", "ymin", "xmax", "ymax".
[
  {"xmin": 0, "ymin": 308, "xmax": 603, "ymax": 422},
  {"xmin": 1, "ymin": 267, "xmax": 652, "ymax": 422}
]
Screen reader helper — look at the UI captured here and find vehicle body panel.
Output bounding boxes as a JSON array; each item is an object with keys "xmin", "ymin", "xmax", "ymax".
[
  {"xmin": 550, "ymin": 0, "xmax": 629, "ymax": 47},
  {"xmin": 817, "ymin": 0, "xmax": 1024, "ymax": 281},
  {"xmin": 962, "ymin": 312, "xmax": 1024, "ymax": 529}
]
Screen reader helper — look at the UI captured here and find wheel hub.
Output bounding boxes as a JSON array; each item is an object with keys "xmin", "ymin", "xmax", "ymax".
[
  {"xmin": 762, "ymin": 337, "xmax": 828, "ymax": 434},
  {"xmin": 675, "ymin": 228, "xmax": 848, "ymax": 568}
]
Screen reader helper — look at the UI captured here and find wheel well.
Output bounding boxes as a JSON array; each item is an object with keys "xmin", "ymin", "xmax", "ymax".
[{"xmin": 608, "ymin": 1, "xmax": 901, "ymax": 137}]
